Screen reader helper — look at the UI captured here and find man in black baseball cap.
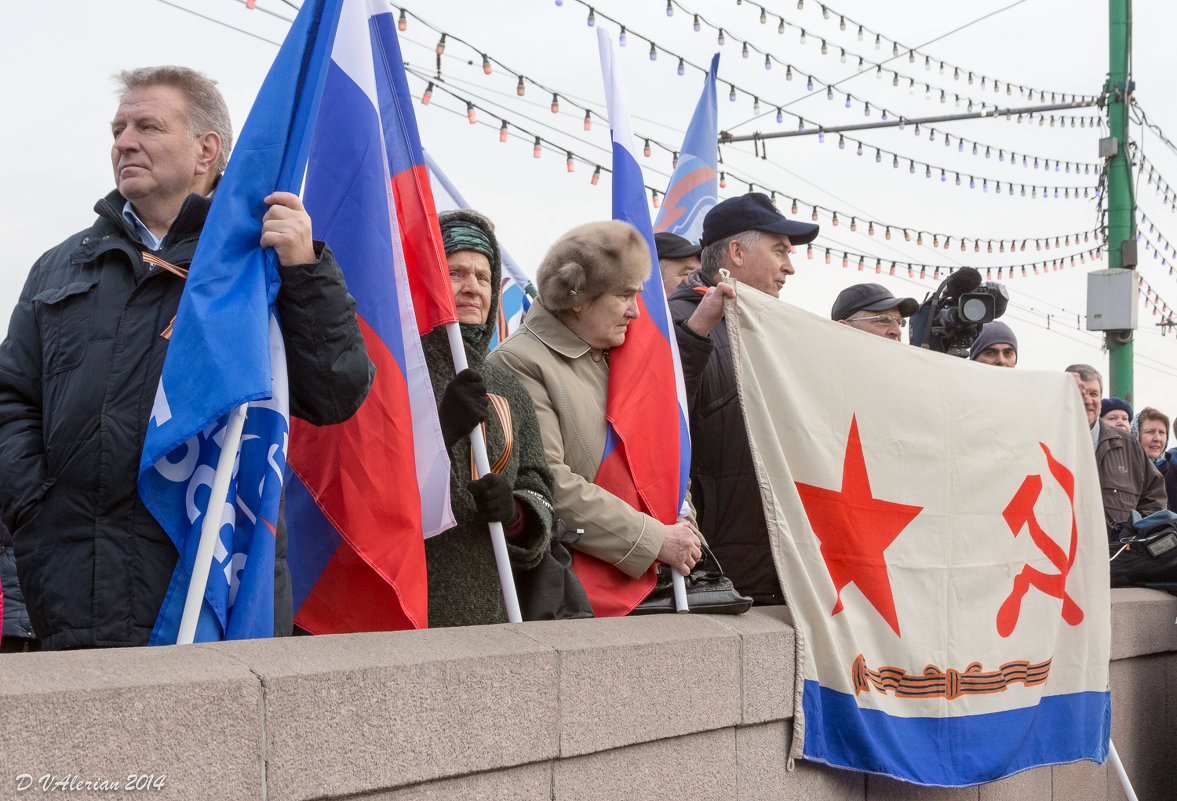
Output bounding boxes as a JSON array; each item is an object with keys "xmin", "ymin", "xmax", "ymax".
[
  {"xmin": 654, "ymin": 231, "xmax": 702, "ymax": 299},
  {"xmin": 696, "ymin": 192, "xmax": 820, "ymax": 298},
  {"xmin": 831, "ymin": 283, "xmax": 919, "ymax": 342},
  {"xmin": 665, "ymin": 193, "xmax": 820, "ymax": 606}
]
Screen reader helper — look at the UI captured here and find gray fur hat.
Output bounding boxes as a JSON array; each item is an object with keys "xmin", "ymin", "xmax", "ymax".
[{"xmin": 536, "ymin": 220, "xmax": 651, "ymax": 311}]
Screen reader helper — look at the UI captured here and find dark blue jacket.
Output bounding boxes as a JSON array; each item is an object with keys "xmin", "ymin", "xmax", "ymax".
[{"xmin": 0, "ymin": 189, "xmax": 373, "ymax": 649}]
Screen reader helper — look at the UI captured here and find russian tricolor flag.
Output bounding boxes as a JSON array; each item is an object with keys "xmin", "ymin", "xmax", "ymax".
[
  {"xmin": 285, "ymin": 0, "xmax": 456, "ymax": 633},
  {"xmin": 569, "ymin": 28, "xmax": 694, "ymax": 616}
]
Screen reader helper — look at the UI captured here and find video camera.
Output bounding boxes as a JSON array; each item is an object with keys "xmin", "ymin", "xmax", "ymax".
[{"xmin": 909, "ymin": 267, "xmax": 1009, "ymax": 358}]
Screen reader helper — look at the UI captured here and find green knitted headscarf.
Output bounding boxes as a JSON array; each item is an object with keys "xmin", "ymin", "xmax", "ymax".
[{"xmin": 440, "ymin": 218, "xmax": 495, "ymax": 262}]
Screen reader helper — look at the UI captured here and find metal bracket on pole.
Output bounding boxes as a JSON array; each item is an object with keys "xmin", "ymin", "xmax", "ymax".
[{"xmin": 718, "ymin": 99, "xmax": 1102, "ymax": 144}]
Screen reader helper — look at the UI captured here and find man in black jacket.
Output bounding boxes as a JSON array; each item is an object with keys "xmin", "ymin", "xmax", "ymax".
[
  {"xmin": 0, "ymin": 66, "xmax": 373, "ymax": 649},
  {"xmin": 667, "ymin": 193, "xmax": 818, "ymax": 605}
]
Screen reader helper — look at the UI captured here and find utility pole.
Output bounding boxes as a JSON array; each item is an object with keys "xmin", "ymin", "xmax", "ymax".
[{"xmin": 1105, "ymin": 0, "xmax": 1135, "ymax": 401}]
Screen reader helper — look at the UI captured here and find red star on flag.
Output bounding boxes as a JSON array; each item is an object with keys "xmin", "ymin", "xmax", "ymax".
[{"xmin": 794, "ymin": 415, "xmax": 923, "ymax": 636}]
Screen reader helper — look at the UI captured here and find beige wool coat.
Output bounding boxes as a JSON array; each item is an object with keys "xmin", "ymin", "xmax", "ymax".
[{"xmin": 489, "ymin": 302, "xmax": 703, "ymax": 578}]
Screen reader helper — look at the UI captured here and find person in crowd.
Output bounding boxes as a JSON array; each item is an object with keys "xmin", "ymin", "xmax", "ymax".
[
  {"xmin": 667, "ymin": 192, "xmax": 819, "ymax": 604},
  {"xmin": 424, "ymin": 209, "xmax": 556, "ymax": 626},
  {"xmin": 1132, "ymin": 407, "xmax": 1177, "ymax": 512},
  {"xmin": 1066, "ymin": 365, "xmax": 1165, "ymax": 522},
  {"xmin": 1101, "ymin": 397, "xmax": 1133, "ymax": 432},
  {"xmin": 490, "ymin": 220, "xmax": 728, "ymax": 590},
  {"xmin": 969, "ymin": 321, "xmax": 1018, "ymax": 367},
  {"xmin": 830, "ymin": 283, "xmax": 919, "ymax": 342},
  {"xmin": 0, "ymin": 66, "xmax": 373, "ymax": 650},
  {"xmin": 654, "ymin": 231, "xmax": 702, "ymax": 300},
  {"xmin": 0, "ymin": 518, "xmax": 38, "ymax": 652}
]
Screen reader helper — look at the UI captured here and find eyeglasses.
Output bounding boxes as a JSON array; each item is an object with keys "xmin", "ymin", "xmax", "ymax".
[{"xmin": 852, "ymin": 313, "xmax": 906, "ymax": 329}]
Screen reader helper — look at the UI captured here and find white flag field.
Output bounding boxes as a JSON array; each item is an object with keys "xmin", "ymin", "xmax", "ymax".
[{"xmin": 726, "ymin": 281, "xmax": 1110, "ymax": 787}]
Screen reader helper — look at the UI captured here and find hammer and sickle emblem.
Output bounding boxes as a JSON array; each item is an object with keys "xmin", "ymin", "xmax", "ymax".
[{"xmin": 995, "ymin": 442, "xmax": 1085, "ymax": 637}]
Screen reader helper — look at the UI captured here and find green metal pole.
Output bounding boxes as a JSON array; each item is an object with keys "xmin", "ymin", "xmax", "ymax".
[{"xmin": 1106, "ymin": 0, "xmax": 1135, "ymax": 402}]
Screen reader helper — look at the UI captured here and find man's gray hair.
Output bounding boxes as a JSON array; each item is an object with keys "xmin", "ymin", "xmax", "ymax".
[
  {"xmin": 116, "ymin": 66, "xmax": 233, "ymax": 175},
  {"xmin": 1065, "ymin": 363, "xmax": 1103, "ymax": 390},
  {"xmin": 700, "ymin": 229, "xmax": 761, "ymax": 275}
]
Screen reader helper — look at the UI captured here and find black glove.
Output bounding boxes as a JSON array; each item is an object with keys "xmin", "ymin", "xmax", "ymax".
[
  {"xmin": 467, "ymin": 473, "xmax": 520, "ymax": 526},
  {"xmin": 439, "ymin": 368, "xmax": 488, "ymax": 448}
]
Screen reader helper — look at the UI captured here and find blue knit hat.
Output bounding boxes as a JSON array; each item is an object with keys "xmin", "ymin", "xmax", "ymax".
[
  {"xmin": 1101, "ymin": 397, "xmax": 1133, "ymax": 420},
  {"xmin": 968, "ymin": 321, "xmax": 1018, "ymax": 360}
]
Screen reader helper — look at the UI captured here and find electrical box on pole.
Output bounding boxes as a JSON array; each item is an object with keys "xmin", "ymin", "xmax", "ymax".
[{"xmin": 1087, "ymin": 268, "xmax": 1138, "ymax": 331}]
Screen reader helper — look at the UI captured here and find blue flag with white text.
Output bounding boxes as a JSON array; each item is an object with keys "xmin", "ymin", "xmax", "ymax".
[
  {"xmin": 138, "ymin": 0, "xmax": 345, "ymax": 643},
  {"xmin": 653, "ymin": 53, "xmax": 719, "ymax": 242}
]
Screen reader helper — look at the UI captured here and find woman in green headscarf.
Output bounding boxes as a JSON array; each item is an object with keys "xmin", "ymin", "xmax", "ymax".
[{"xmin": 421, "ymin": 209, "xmax": 555, "ymax": 626}]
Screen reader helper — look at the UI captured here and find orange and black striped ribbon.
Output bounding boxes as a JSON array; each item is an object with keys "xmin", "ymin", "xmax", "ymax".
[
  {"xmin": 470, "ymin": 393, "xmax": 513, "ymax": 478},
  {"xmin": 142, "ymin": 252, "xmax": 189, "ymax": 340}
]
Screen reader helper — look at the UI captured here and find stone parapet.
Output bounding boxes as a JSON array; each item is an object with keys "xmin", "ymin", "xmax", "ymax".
[{"xmin": 0, "ymin": 591, "xmax": 1172, "ymax": 800}]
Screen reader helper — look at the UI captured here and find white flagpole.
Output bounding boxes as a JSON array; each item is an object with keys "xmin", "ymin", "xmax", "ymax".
[
  {"xmin": 176, "ymin": 402, "xmax": 249, "ymax": 645},
  {"xmin": 1108, "ymin": 740, "xmax": 1139, "ymax": 801},
  {"xmin": 674, "ymin": 499, "xmax": 690, "ymax": 611},
  {"xmin": 445, "ymin": 321, "xmax": 522, "ymax": 623}
]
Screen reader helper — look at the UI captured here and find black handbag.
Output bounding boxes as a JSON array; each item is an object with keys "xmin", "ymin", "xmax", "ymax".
[
  {"xmin": 630, "ymin": 544, "xmax": 753, "ymax": 615},
  {"xmin": 517, "ymin": 520, "xmax": 595, "ymax": 621},
  {"xmin": 1108, "ymin": 510, "xmax": 1177, "ymax": 588}
]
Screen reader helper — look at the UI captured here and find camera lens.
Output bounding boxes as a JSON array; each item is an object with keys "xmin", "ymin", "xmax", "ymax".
[{"xmin": 960, "ymin": 296, "xmax": 989, "ymax": 322}]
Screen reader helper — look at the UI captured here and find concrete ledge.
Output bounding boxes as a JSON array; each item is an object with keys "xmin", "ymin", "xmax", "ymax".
[
  {"xmin": 0, "ymin": 646, "xmax": 263, "ymax": 798},
  {"xmin": 0, "ymin": 595, "xmax": 1173, "ymax": 800},
  {"xmin": 1109, "ymin": 586, "xmax": 1177, "ymax": 659},
  {"xmin": 216, "ymin": 625, "xmax": 559, "ymax": 801},
  {"xmin": 515, "ymin": 614, "xmax": 741, "ymax": 757}
]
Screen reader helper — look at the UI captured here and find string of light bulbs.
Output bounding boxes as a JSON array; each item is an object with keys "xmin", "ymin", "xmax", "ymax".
[
  {"xmin": 763, "ymin": 0, "xmax": 1093, "ymax": 105},
  {"xmin": 1134, "ymin": 151, "xmax": 1177, "ymax": 214},
  {"xmin": 547, "ymin": 1, "xmax": 1102, "ymax": 134},
  {"xmin": 398, "ymin": 4, "xmax": 1105, "ymax": 187},
  {"xmin": 799, "ymin": 242, "xmax": 1103, "ymax": 282},
  {"xmin": 408, "ymin": 61, "xmax": 1104, "ymax": 257},
  {"xmin": 653, "ymin": 0, "xmax": 1095, "ymax": 120},
  {"xmin": 1137, "ymin": 210, "xmax": 1177, "ymax": 280},
  {"xmin": 1138, "ymin": 274, "xmax": 1177, "ymax": 326}
]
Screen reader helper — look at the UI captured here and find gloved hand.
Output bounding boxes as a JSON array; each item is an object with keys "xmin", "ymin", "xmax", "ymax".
[
  {"xmin": 439, "ymin": 368, "xmax": 488, "ymax": 448},
  {"xmin": 467, "ymin": 473, "xmax": 520, "ymax": 526}
]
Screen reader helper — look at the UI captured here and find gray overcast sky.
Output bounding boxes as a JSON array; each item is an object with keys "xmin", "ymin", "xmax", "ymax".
[{"xmin": 5, "ymin": 0, "xmax": 1177, "ymax": 409}]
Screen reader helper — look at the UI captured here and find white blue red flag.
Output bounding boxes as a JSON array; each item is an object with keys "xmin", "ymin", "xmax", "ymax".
[
  {"xmin": 726, "ymin": 288, "xmax": 1111, "ymax": 786},
  {"xmin": 139, "ymin": 0, "xmax": 345, "ymax": 643},
  {"xmin": 285, "ymin": 0, "xmax": 456, "ymax": 634},
  {"xmin": 576, "ymin": 27, "xmax": 693, "ymax": 615},
  {"xmin": 423, "ymin": 149, "xmax": 533, "ymax": 348},
  {"xmin": 653, "ymin": 54, "xmax": 719, "ymax": 242}
]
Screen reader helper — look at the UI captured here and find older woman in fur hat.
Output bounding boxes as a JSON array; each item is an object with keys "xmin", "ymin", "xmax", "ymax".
[
  {"xmin": 423, "ymin": 209, "xmax": 556, "ymax": 627},
  {"xmin": 489, "ymin": 221, "xmax": 722, "ymax": 600}
]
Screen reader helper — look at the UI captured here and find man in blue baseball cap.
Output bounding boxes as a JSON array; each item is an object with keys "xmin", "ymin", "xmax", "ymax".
[{"xmin": 667, "ymin": 193, "xmax": 819, "ymax": 605}]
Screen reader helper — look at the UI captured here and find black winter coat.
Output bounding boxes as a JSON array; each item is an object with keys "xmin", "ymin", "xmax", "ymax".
[
  {"xmin": 0, "ymin": 190, "xmax": 374, "ymax": 649},
  {"xmin": 668, "ymin": 269, "xmax": 785, "ymax": 604}
]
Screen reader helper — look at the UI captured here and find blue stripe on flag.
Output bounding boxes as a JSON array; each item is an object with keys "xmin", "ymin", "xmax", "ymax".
[{"xmin": 802, "ymin": 681, "xmax": 1111, "ymax": 787}]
